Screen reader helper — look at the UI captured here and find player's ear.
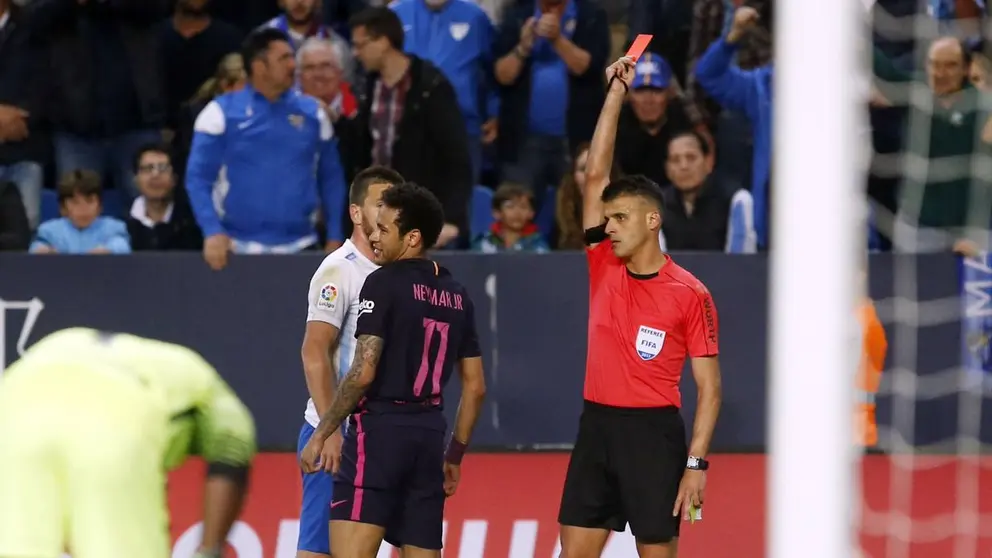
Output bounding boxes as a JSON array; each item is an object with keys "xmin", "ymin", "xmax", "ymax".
[
  {"xmin": 406, "ymin": 229, "xmax": 423, "ymax": 250},
  {"xmin": 349, "ymin": 204, "xmax": 362, "ymax": 226},
  {"xmin": 647, "ymin": 209, "xmax": 662, "ymax": 231}
]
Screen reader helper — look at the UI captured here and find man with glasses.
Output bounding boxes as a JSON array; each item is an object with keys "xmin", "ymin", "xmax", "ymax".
[
  {"xmin": 298, "ymin": 38, "xmax": 359, "ymax": 123},
  {"xmin": 349, "ymin": 8, "xmax": 472, "ymax": 248},
  {"xmin": 298, "ymin": 37, "xmax": 361, "ymax": 207},
  {"xmin": 126, "ymin": 143, "xmax": 203, "ymax": 251}
]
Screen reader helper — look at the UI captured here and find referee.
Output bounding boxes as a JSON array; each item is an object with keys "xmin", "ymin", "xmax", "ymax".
[{"xmin": 557, "ymin": 57, "xmax": 723, "ymax": 558}]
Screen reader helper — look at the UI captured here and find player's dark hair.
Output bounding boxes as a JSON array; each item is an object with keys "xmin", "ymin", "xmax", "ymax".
[
  {"xmin": 132, "ymin": 142, "xmax": 173, "ymax": 174},
  {"xmin": 349, "ymin": 166, "xmax": 405, "ymax": 205},
  {"xmin": 381, "ymin": 182, "xmax": 445, "ymax": 250},
  {"xmin": 600, "ymin": 175, "xmax": 665, "ymax": 211},
  {"xmin": 241, "ymin": 28, "xmax": 290, "ymax": 77},
  {"xmin": 492, "ymin": 182, "xmax": 533, "ymax": 211},
  {"xmin": 667, "ymin": 130, "xmax": 711, "ymax": 157},
  {"xmin": 349, "ymin": 7, "xmax": 404, "ymax": 51}
]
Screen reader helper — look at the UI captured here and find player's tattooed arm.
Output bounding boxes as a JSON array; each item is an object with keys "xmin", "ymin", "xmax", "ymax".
[{"xmin": 313, "ymin": 334, "xmax": 383, "ymax": 441}]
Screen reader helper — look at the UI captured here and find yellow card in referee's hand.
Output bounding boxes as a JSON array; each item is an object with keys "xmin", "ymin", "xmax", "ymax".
[{"xmin": 688, "ymin": 504, "xmax": 702, "ymax": 524}]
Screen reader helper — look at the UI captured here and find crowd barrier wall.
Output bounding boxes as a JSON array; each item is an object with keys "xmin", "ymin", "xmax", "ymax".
[{"xmin": 2, "ymin": 252, "xmax": 988, "ymax": 451}]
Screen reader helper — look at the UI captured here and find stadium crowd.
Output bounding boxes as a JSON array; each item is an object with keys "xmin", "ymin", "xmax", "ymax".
[{"xmin": 0, "ymin": 0, "xmax": 990, "ymax": 260}]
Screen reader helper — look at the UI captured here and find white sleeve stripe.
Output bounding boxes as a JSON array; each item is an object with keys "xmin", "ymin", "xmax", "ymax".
[
  {"xmin": 194, "ymin": 101, "xmax": 226, "ymax": 135},
  {"xmin": 317, "ymin": 107, "xmax": 334, "ymax": 141}
]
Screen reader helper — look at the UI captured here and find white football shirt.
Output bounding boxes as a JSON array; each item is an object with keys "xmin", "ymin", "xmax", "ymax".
[{"xmin": 303, "ymin": 239, "xmax": 378, "ymax": 426}]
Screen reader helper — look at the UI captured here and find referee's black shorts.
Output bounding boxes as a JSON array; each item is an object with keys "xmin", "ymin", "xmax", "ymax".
[{"xmin": 557, "ymin": 400, "xmax": 688, "ymax": 544}]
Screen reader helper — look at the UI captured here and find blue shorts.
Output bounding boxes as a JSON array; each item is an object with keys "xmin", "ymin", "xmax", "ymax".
[
  {"xmin": 331, "ymin": 415, "xmax": 446, "ymax": 550},
  {"xmin": 297, "ymin": 422, "xmax": 333, "ymax": 554}
]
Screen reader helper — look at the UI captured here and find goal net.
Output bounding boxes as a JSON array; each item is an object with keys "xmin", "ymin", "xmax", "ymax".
[
  {"xmin": 862, "ymin": 4, "xmax": 992, "ymax": 557},
  {"xmin": 773, "ymin": 2, "xmax": 992, "ymax": 557}
]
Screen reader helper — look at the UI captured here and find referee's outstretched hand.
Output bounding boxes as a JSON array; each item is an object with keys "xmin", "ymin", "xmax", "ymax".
[
  {"xmin": 673, "ymin": 469, "xmax": 706, "ymax": 521},
  {"xmin": 605, "ymin": 56, "xmax": 635, "ymax": 94}
]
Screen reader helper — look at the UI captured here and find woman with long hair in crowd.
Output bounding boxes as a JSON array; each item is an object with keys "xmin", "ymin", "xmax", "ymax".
[{"xmin": 554, "ymin": 143, "xmax": 620, "ymax": 249}]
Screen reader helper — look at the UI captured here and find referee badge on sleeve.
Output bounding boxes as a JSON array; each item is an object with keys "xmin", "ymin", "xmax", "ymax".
[{"xmin": 635, "ymin": 325, "xmax": 666, "ymax": 360}]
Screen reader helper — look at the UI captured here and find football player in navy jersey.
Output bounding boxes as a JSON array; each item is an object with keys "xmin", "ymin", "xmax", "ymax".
[{"xmin": 300, "ymin": 182, "xmax": 487, "ymax": 558}]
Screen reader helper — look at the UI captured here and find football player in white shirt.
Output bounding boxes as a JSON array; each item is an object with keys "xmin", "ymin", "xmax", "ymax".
[{"xmin": 296, "ymin": 166, "xmax": 405, "ymax": 558}]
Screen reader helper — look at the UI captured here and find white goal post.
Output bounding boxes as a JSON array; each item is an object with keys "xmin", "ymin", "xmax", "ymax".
[{"xmin": 769, "ymin": 1, "xmax": 866, "ymax": 557}]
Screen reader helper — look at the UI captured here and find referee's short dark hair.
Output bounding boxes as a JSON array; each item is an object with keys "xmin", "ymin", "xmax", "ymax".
[
  {"xmin": 242, "ymin": 28, "xmax": 290, "ymax": 77},
  {"xmin": 349, "ymin": 7, "xmax": 404, "ymax": 51},
  {"xmin": 350, "ymin": 166, "xmax": 405, "ymax": 205},
  {"xmin": 601, "ymin": 175, "xmax": 665, "ymax": 211},
  {"xmin": 381, "ymin": 182, "xmax": 445, "ymax": 250}
]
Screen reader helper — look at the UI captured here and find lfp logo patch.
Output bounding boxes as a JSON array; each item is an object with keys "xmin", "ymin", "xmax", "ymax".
[
  {"xmin": 318, "ymin": 283, "xmax": 339, "ymax": 310},
  {"xmin": 635, "ymin": 325, "xmax": 666, "ymax": 360}
]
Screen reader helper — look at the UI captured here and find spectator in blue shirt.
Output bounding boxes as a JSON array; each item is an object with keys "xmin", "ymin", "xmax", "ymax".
[
  {"xmin": 493, "ymin": 0, "xmax": 610, "ymax": 212},
  {"xmin": 392, "ymin": 0, "xmax": 499, "ymax": 182},
  {"xmin": 695, "ymin": 5, "xmax": 771, "ymax": 249},
  {"xmin": 186, "ymin": 28, "xmax": 349, "ymax": 270},
  {"xmin": 30, "ymin": 170, "xmax": 131, "ymax": 255}
]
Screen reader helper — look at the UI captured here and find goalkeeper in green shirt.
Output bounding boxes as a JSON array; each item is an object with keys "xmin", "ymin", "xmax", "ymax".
[{"xmin": 0, "ymin": 328, "xmax": 257, "ymax": 558}]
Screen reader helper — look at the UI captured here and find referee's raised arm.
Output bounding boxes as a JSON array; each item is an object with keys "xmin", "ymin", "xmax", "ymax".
[{"xmin": 582, "ymin": 57, "xmax": 636, "ymax": 236}]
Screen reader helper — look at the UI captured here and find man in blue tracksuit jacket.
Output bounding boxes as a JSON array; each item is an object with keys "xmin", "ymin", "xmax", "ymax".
[
  {"xmin": 186, "ymin": 28, "xmax": 347, "ymax": 269},
  {"xmin": 695, "ymin": 6, "xmax": 772, "ymax": 249},
  {"xmin": 392, "ymin": 0, "xmax": 498, "ymax": 182}
]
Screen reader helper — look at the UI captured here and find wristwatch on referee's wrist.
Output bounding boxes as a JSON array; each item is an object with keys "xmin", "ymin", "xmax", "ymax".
[{"xmin": 686, "ymin": 456, "xmax": 709, "ymax": 471}]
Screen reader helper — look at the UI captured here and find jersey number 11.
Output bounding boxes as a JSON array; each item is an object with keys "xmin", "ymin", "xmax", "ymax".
[{"xmin": 414, "ymin": 318, "xmax": 450, "ymax": 398}]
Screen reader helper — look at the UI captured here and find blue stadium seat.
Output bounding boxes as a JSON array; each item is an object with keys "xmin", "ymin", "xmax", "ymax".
[
  {"xmin": 39, "ymin": 188, "xmax": 127, "ymax": 223},
  {"xmin": 39, "ymin": 190, "xmax": 58, "ymax": 222},
  {"xmin": 535, "ymin": 186, "xmax": 556, "ymax": 240},
  {"xmin": 101, "ymin": 188, "xmax": 125, "ymax": 219},
  {"xmin": 471, "ymin": 185, "xmax": 494, "ymax": 239}
]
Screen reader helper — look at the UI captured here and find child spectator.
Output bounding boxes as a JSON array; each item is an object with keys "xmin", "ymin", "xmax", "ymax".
[
  {"xmin": 472, "ymin": 183, "xmax": 550, "ymax": 253},
  {"xmin": 30, "ymin": 170, "xmax": 131, "ymax": 254}
]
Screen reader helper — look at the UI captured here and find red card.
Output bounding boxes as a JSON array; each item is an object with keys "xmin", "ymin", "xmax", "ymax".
[{"xmin": 625, "ymin": 34, "xmax": 653, "ymax": 62}]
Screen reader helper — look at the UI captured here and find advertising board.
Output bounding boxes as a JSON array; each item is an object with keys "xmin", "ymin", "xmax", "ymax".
[
  {"xmin": 3, "ymin": 252, "xmax": 984, "ymax": 451},
  {"xmin": 167, "ymin": 453, "xmax": 992, "ymax": 558}
]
